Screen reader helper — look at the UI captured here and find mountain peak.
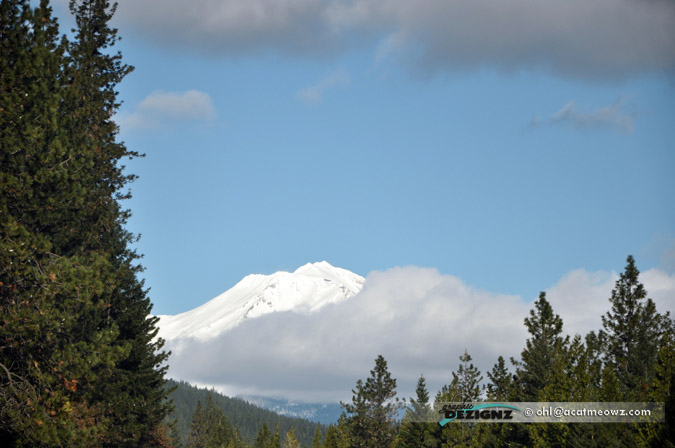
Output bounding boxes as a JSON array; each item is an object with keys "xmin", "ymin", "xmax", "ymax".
[
  {"xmin": 157, "ymin": 262, "xmax": 365, "ymax": 342},
  {"xmin": 294, "ymin": 260, "xmax": 333, "ymax": 273}
]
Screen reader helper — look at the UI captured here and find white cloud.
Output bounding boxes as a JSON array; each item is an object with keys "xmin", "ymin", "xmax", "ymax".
[
  {"xmin": 117, "ymin": 89, "xmax": 216, "ymax": 131},
  {"xmin": 531, "ymin": 99, "xmax": 635, "ymax": 133},
  {"xmin": 107, "ymin": 0, "xmax": 675, "ymax": 80},
  {"xmin": 164, "ymin": 265, "xmax": 675, "ymax": 403},
  {"xmin": 297, "ymin": 67, "xmax": 351, "ymax": 104}
]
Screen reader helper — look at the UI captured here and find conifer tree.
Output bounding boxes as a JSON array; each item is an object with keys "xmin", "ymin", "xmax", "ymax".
[
  {"xmin": 61, "ymin": 1, "xmax": 171, "ymax": 444},
  {"xmin": 188, "ymin": 395, "xmax": 233, "ymax": 448},
  {"xmin": 311, "ymin": 427, "xmax": 322, "ymax": 448},
  {"xmin": 601, "ymin": 255, "xmax": 669, "ymax": 400},
  {"xmin": 341, "ymin": 355, "xmax": 404, "ymax": 448},
  {"xmin": 283, "ymin": 428, "xmax": 301, "ymax": 448},
  {"xmin": 399, "ymin": 375, "xmax": 437, "ymax": 448},
  {"xmin": 1, "ymin": 1, "xmax": 128, "ymax": 445},
  {"xmin": 324, "ymin": 425, "xmax": 339, "ymax": 448},
  {"xmin": 513, "ymin": 292, "xmax": 569, "ymax": 401},
  {"xmin": 272, "ymin": 424, "xmax": 281, "ymax": 448},
  {"xmin": 1, "ymin": 0, "xmax": 171, "ymax": 445},
  {"xmin": 485, "ymin": 356, "xmax": 512, "ymax": 401},
  {"xmin": 435, "ymin": 351, "xmax": 485, "ymax": 447},
  {"xmin": 254, "ymin": 423, "xmax": 272, "ymax": 448}
]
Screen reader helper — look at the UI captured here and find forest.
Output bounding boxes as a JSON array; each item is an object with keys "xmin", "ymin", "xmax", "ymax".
[
  {"xmin": 169, "ymin": 256, "xmax": 674, "ymax": 448},
  {"xmin": 1, "ymin": 1, "xmax": 673, "ymax": 447}
]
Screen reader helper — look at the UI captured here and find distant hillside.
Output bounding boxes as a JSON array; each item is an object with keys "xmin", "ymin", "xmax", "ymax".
[{"xmin": 166, "ymin": 379, "xmax": 323, "ymax": 447}]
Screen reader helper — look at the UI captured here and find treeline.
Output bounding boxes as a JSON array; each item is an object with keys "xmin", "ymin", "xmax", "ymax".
[
  {"xmin": 336, "ymin": 255, "xmax": 674, "ymax": 448},
  {"xmin": 1, "ymin": 1, "xmax": 170, "ymax": 446},
  {"xmin": 178, "ymin": 256, "xmax": 674, "ymax": 448},
  {"xmin": 167, "ymin": 380, "xmax": 322, "ymax": 447}
]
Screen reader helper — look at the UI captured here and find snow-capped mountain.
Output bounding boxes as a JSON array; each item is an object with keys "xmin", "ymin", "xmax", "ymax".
[{"xmin": 156, "ymin": 261, "xmax": 364, "ymax": 342}]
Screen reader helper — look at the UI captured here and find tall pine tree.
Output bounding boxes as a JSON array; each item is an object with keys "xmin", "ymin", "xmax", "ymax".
[
  {"xmin": 341, "ymin": 355, "xmax": 404, "ymax": 448},
  {"xmin": 601, "ymin": 255, "xmax": 670, "ymax": 401},
  {"xmin": 1, "ymin": 0, "xmax": 171, "ymax": 445}
]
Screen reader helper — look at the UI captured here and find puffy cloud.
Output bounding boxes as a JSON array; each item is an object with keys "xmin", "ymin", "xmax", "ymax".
[
  {"xmin": 297, "ymin": 67, "xmax": 351, "ymax": 104},
  {"xmin": 164, "ymin": 265, "xmax": 675, "ymax": 403},
  {"xmin": 108, "ymin": 0, "xmax": 675, "ymax": 80},
  {"xmin": 530, "ymin": 99, "xmax": 635, "ymax": 133},
  {"xmin": 117, "ymin": 89, "xmax": 216, "ymax": 131}
]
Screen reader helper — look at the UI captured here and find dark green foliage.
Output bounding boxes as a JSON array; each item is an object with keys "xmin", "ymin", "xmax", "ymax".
[
  {"xmin": 601, "ymin": 255, "xmax": 670, "ymax": 401},
  {"xmin": 436, "ymin": 350, "xmax": 483, "ymax": 403},
  {"xmin": 485, "ymin": 356, "xmax": 511, "ymax": 401},
  {"xmin": 341, "ymin": 355, "xmax": 404, "ymax": 448},
  {"xmin": 435, "ymin": 351, "xmax": 486, "ymax": 447},
  {"xmin": 254, "ymin": 423, "xmax": 272, "ymax": 448},
  {"xmin": 0, "ymin": 0, "xmax": 170, "ymax": 445},
  {"xmin": 311, "ymin": 427, "xmax": 322, "ymax": 448},
  {"xmin": 513, "ymin": 292, "xmax": 569, "ymax": 402},
  {"xmin": 398, "ymin": 375, "xmax": 437, "ymax": 448},
  {"xmin": 167, "ymin": 379, "xmax": 323, "ymax": 448},
  {"xmin": 188, "ymin": 395, "xmax": 234, "ymax": 448}
]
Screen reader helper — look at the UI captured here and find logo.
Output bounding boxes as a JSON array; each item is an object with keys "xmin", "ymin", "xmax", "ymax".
[{"xmin": 438, "ymin": 402, "xmax": 521, "ymax": 426}]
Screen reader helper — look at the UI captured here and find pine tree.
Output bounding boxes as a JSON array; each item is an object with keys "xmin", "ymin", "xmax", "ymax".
[
  {"xmin": 435, "ymin": 351, "xmax": 485, "ymax": 448},
  {"xmin": 62, "ymin": 1, "xmax": 171, "ymax": 445},
  {"xmin": 399, "ymin": 375, "xmax": 437, "ymax": 448},
  {"xmin": 485, "ymin": 356, "xmax": 511, "ymax": 401},
  {"xmin": 341, "ymin": 355, "xmax": 404, "ymax": 448},
  {"xmin": 283, "ymin": 428, "xmax": 301, "ymax": 448},
  {"xmin": 311, "ymin": 427, "xmax": 322, "ymax": 448},
  {"xmin": 188, "ymin": 395, "xmax": 233, "ymax": 448},
  {"xmin": 513, "ymin": 292, "xmax": 569, "ymax": 401},
  {"xmin": 1, "ymin": 1, "xmax": 128, "ymax": 445},
  {"xmin": 254, "ymin": 423, "xmax": 272, "ymax": 448},
  {"xmin": 271, "ymin": 424, "xmax": 281, "ymax": 448},
  {"xmin": 601, "ymin": 255, "xmax": 669, "ymax": 400},
  {"xmin": 324, "ymin": 425, "xmax": 339, "ymax": 448},
  {"xmin": 1, "ymin": 0, "xmax": 171, "ymax": 445}
]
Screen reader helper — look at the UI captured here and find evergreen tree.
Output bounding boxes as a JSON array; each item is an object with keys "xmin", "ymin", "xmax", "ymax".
[
  {"xmin": 0, "ymin": 0, "xmax": 171, "ymax": 445},
  {"xmin": 409, "ymin": 375, "xmax": 432, "ymax": 421},
  {"xmin": 311, "ymin": 427, "xmax": 322, "ymax": 448},
  {"xmin": 341, "ymin": 355, "xmax": 404, "ymax": 448},
  {"xmin": 435, "ymin": 351, "xmax": 485, "ymax": 448},
  {"xmin": 1, "ymin": 1, "xmax": 128, "ymax": 445},
  {"xmin": 485, "ymin": 356, "xmax": 511, "ymax": 401},
  {"xmin": 61, "ymin": 1, "xmax": 171, "ymax": 444},
  {"xmin": 601, "ymin": 255, "xmax": 669, "ymax": 400},
  {"xmin": 399, "ymin": 375, "xmax": 437, "ymax": 448},
  {"xmin": 188, "ymin": 395, "xmax": 233, "ymax": 448},
  {"xmin": 271, "ymin": 424, "xmax": 281, "ymax": 448},
  {"xmin": 324, "ymin": 425, "xmax": 339, "ymax": 448},
  {"xmin": 283, "ymin": 428, "xmax": 301, "ymax": 448},
  {"xmin": 254, "ymin": 423, "xmax": 272, "ymax": 448},
  {"xmin": 513, "ymin": 292, "xmax": 569, "ymax": 401}
]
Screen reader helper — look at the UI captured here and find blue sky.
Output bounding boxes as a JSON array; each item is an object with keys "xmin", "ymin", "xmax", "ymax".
[{"xmin": 54, "ymin": 0, "xmax": 675, "ymax": 316}]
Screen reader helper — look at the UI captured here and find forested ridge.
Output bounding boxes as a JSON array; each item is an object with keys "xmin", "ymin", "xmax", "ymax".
[
  {"xmin": 166, "ymin": 380, "xmax": 323, "ymax": 448},
  {"xmin": 1, "ymin": 1, "xmax": 673, "ymax": 447}
]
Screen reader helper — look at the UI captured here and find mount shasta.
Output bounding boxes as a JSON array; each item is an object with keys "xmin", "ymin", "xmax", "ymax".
[
  {"xmin": 156, "ymin": 261, "xmax": 365, "ymax": 423},
  {"xmin": 156, "ymin": 261, "xmax": 365, "ymax": 342}
]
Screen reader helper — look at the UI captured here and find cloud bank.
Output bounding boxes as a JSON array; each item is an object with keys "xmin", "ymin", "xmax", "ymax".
[
  {"xmin": 107, "ymin": 0, "xmax": 675, "ymax": 79},
  {"xmin": 165, "ymin": 265, "xmax": 675, "ymax": 403}
]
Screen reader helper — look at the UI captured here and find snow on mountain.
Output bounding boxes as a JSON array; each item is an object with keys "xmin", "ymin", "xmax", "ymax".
[{"xmin": 156, "ymin": 261, "xmax": 364, "ymax": 342}]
